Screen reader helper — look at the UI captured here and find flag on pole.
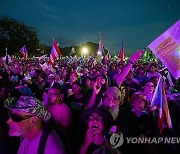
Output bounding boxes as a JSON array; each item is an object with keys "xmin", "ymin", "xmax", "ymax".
[
  {"xmin": 3, "ymin": 54, "xmax": 12, "ymax": 63},
  {"xmin": 97, "ymin": 33, "xmax": 103, "ymax": 57},
  {"xmin": 69, "ymin": 47, "xmax": 75, "ymax": 56},
  {"xmin": 105, "ymin": 50, "xmax": 111, "ymax": 61},
  {"xmin": 151, "ymin": 77, "xmax": 172, "ymax": 133},
  {"xmin": 19, "ymin": 45, "xmax": 27, "ymax": 60},
  {"xmin": 119, "ymin": 41, "xmax": 124, "ymax": 62},
  {"xmin": 147, "ymin": 19, "xmax": 180, "ymax": 79},
  {"xmin": 37, "ymin": 54, "xmax": 47, "ymax": 61},
  {"xmin": 48, "ymin": 38, "xmax": 61, "ymax": 65}
]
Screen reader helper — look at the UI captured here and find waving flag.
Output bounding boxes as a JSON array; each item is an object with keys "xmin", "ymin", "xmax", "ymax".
[
  {"xmin": 97, "ymin": 33, "xmax": 103, "ymax": 57},
  {"xmin": 3, "ymin": 54, "xmax": 12, "ymax": 63},
  {"xmin": 19, "ymin": 45, "xmax": 27, "ymax": 60},
  {"xmin": 105, "ymin": 50, "xmax": 111, "ymax": 61},
  {"xmin": 119, "ymin": 41, "xmax": 124, "ymax": 62},
  {"xmin": 69, "ymin": 47, "xmax": 75, "ymax": 56},
  {"xmin": 48, "ymin": 38, "xmax": 61, "ymax": 65},
  {"xmin": 67, "ymin": 56, "xmax": 74, "ymax": 63},
  {"xmin": 151, "ymin": 77, "xmax": 172, "ymax": 133},
  {"xmin": 148, "ymin": 20, "xmax": 180, "ymax": 79}
]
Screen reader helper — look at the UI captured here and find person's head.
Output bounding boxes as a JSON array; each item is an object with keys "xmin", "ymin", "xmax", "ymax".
[
  {"xmin": 62, "ymin": 69, "xmax": 68, "ymax": 77},
  {"xmin": 48, "ymin": 86, "xmax": 61, "ymax": 104},
  {"xmin": 137, "ymin": 67, "xmax": 145, "ymax": 75},
  {"xmin": 23, "ymin": 75, "xmax": 32, "ymax": 84},
  {"xmin": 101, "ymin": 68, "xmax": 108, "ymax": 76},
  {"xmin": 48, "ymin": 74, "xmax": 55, "ymax": 83},
  {"xmin": 148, "ymin": 64, "xmax": 156, "ymax": 73},
  {"xmin": 72, "ymin": 82, "xmax": 82, "ymax": 95},
  {"xmin": 130, "ymin": 94, "xmax": 147, "ymax": 114},
  {"xmin": 82, "ymin": 68, "xmax": 89, "ymax": 77},
  {"xmin": 5, "ymin": 96, "xmax": 51, "ymax": 138},
  {"xmin": 94, "ymin": 75, "xmax": 107, "ymax": 87},
  {"xmin": 103, "ymin": 87, "xmax": 121, "ymax": 110},
  {"xmin": 116, "ymin": 67, "xmax": 122, "ymax": 74},
  {"xmin": 55, "ymin": 74, "xmax": 61, "ymax": 81},
  {"xmin": 37, "ymin": 74, "xmax": 44, "ymax": 83},
  {"xmin": 95, "ymin": 70, "xmax": 101, "ymax": 76},
  {"xmin": 143, "ymin": 63, "xmax": 149, "ymax": 70},
  {"xmin": 150, "ymin": 76, "xmax": 159, "ymax": 86},
  {"xmin": 69, "ymin": 72, "xmax": 78, "ymax": 83},
  {"xmin": 84, "ymin": 77, "xmax": 91, "ymax": 87},
  {"xmin": 143, "ymin": 81, "xmax": 155, "ymax": 93},
  {"xmin": 82, "ymin": 108, "xmax": 113, "ymax": 133},
  {"xmin": 29, "ymin": 65, "xmax": 35, "ymax": 71},
  {"xmin": 126, "ymin": 71, "xmax": 134, "ymax": 80}
]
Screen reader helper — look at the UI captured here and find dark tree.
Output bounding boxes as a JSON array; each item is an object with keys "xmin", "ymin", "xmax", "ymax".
[{"xmin": 0, "ymin": 16, "xmax": 39, "ymax": 56}]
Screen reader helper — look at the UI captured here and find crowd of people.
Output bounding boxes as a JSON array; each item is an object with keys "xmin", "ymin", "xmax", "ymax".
[{"xmin": 0, "ymin": 50, "xmax": 179, "ymax": 154}]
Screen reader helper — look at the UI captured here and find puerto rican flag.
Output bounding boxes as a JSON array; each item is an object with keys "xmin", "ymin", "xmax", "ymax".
[
  {"xmin": 19, "ymin": 45, "xmax": 27, "ymax": 60},
  {"xmin": 48, "ymin": 38, "xmax": 61, "ymax": 64},
  {"xmin": 151, "ymin": 77, "xmax": 172, "ymax": 133},
  {"xmin": 119, "ymin": 41, "xmax": 124, "ymax": 62}
]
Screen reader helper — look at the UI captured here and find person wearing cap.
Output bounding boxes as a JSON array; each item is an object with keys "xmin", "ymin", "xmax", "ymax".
[
  {"xmin": 4, "ymin": 96, "xmax": 66, "ymax": 154},
  {"xmin": 117, "ymin": 94, "xmax": 154, "ymax": 137},
  {"xmin": 23, "ymin": 74, "xmax": 39, "ymax": 97},
  {"xmin": 43, "ymin": 74, "xmax": 58, "ymax": 89},
  {"xmin": 101, "ymin": 86, "xmax": 122, "ymax": 121},
  {"xmin": 79, "ymin": 107, "xmax": 118, "ymax": 154}
]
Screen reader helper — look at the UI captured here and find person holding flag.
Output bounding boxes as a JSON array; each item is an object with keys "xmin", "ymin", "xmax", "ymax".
[{"xmin": 151, "ymin": 77, "xmax": 173, "ymax": 134}]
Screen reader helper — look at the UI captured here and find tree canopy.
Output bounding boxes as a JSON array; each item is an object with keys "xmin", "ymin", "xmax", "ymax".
[
  {"xmin": 0, "ymin": 16, "xmax": 108, "ymax": 57},
  {"xmin": 0, "ymin": 16, "xmax": 39, "ymax": 56}
]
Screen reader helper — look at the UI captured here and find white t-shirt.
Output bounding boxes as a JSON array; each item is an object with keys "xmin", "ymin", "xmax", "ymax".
[{"xmin": 18, "ymin": 129, "xmax": 65, "ymax": 154}]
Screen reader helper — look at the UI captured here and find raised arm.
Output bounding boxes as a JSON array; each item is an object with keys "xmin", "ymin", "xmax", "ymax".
[
  {"xmin": 84, "ymin": 82, "xmax": 101, "ymax": 110},
  {"xmin": 13, "ymin": 59, "xmax": 23, "ymax": 75},
  {"xmin": 115, "ymin": 50, "xmax": 143, "ymax": 87},
  {"xmin": 0, "ymin": 58, "xmax": 11, "ymax": 74}
]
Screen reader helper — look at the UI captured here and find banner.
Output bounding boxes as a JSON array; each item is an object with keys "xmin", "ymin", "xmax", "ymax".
[{"xmin": 148, "ymin": 20, "xmax": 180, "ymax": 79}]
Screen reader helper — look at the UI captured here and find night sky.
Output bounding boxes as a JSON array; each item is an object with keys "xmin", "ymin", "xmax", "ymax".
[{"xmin": 1, "ymin": 0, "xmax": 180, "ymax": 55}]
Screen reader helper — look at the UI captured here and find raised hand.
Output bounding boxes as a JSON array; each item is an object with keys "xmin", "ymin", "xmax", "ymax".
[
  {"xmin": 92, "ymin": 82, "xmax": 101, "ymax": 95},
  {"xmin": 83, "ymin": 128, "xmax": 99, "ymax": 146},
  {"xmin": 129, "ymin": 50, "xmax": 144, "ymax": 63}
]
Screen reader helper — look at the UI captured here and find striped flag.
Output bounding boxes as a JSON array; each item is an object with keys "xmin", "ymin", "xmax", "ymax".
[
  {"xmin": 97, "ymin": 33, "xmax": 103, "ymax": 57},
  {"xmin": 119, "ymin": 41, "xmax": 124, "ymax": 62},
  {"xmin": 151, "ymin": 77, "xmax": 172, "ymax": 133},
  {"xmin": 48, "ymin": 38, "xmax": 61, "ymax": 65},
  {"xmin": 69, "ymin": 47, "xmax": 75, "ymax": 56},
  {"xmin": 105, "ymin": 50, "xmax": 111, "ymax": 61},
  {"xmin": 19, "ymin": 45, "xmax": 27, "ymax": 60}
]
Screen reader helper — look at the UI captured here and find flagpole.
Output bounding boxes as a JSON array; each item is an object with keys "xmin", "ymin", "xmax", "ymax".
[
  {"xmin": 5, "ymin": 47, "xmax": 8, "ymax": 64},
  {"xmin": 99, "ymin": 32, "xmax": 104, "ymax": 56}
]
